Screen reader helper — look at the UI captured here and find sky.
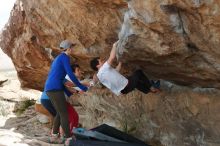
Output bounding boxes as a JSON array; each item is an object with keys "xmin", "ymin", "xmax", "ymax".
[{"xmin": 0, "ymin": 0, "xmax": 16, "ymax": 71}]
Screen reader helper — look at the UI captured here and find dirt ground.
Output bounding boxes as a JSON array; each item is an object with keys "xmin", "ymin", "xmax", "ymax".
[{"xmin": 0, "ymin": 70, "xmax": 63, "ymax": 146}]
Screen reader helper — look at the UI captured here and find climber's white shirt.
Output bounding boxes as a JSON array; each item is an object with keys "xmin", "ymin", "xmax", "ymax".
[{"xmin": 97, "ymin": 61, "xmax": 128, "ymax": 96}]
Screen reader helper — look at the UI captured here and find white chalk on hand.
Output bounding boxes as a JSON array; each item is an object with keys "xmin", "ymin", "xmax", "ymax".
[{"xmin": 89, "ymin": 81, "xmax": 95, "ymax": 87}]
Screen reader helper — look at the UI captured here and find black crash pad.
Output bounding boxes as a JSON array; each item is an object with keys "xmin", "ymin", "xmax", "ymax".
[
  {"xmin": 92, "ymin": 124, "xmax": 147, "ymax": 145},
  {"xmin": 69, "ymin": 139, "xmax": 148, "ymax": 146},
  {"xmin": 69, "ymin": 124, "xmax": 150, "ymax": 146}
]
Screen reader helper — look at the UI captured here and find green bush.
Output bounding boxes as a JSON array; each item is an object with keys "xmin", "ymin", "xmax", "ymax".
[{"xmin": 14, "ymin": 99, "xmax": 35, "ymax": 115}]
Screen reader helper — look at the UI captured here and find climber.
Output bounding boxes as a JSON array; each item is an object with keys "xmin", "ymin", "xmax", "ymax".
[{"xmin": 90, "ymin": 41, "xmax": 160, "ymax": 96}]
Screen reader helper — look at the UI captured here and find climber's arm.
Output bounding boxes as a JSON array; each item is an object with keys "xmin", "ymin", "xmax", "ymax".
[
  {"xmin": 107, "ymin": 41, "xmax": 118, "ymax": 66},
  {"xmin": 115, "ymin": 62, "xmax": 122, "ymax": 72}
]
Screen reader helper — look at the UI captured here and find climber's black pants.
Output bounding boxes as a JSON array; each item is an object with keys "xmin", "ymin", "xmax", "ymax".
[{"xmin": 121, "ymin": 70, "xmax": 152, "ymax": 94}]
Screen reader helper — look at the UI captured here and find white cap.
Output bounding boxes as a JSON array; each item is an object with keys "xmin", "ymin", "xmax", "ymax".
[{"xmin": 59, "ymin": 40, "xmax": 75, "ymax": 49}]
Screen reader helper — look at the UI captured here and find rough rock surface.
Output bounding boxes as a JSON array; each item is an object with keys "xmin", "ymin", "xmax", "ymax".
[
  {"xmin": 118, "ymin": 0, "xmax": 220, "ymax": 88},
  {"xmin": 1, "ymin": 0, "xmax": 220, "ymax": 89},
  {"xmin": 77, "ymin": 84, "xmax": 220, "ymax": 146},
  {"xmin": 1, "ymin": 0, "xmax": 220, "ymax": 146},
  {"xmin": 0, "ymin": 0, "xmax": 126, "ymax": 90}
]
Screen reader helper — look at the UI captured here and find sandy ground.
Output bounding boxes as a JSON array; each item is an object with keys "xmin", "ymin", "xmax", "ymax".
[{"xmin": 0, "ymin": 70, "xmax": 62, "ymax": 146}]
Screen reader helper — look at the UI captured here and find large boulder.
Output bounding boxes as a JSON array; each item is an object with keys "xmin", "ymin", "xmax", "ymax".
[
  {"xmin": 76, "ymin": 84, "xmax": 220, "ymax": 146},
  {"xmin": 1, "ymin": 0, "xmax": 220, "ymax": 146},
  {"xmin": 117, "ymin": 0, "xmax": 220, "ymax": 88},
  {"xmin": 0, "ymin": 0, "xmax": 126, "ymax": 90}
]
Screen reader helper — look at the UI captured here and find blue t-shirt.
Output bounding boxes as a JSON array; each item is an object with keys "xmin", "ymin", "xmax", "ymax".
[
  {"xmin": 44, "ymin": 53, "xmax": 87, "ymax": 92},
  {"xmin": 41, "ymin": 89, "xmax": 71, "ymax": 100},
  {"xmin": 41, "ymin": 91, "xmax": 49, "ymax": 99},
  {"xmin": 42, "ymin": 79, "xmax": 72, "ymax": 100}
]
